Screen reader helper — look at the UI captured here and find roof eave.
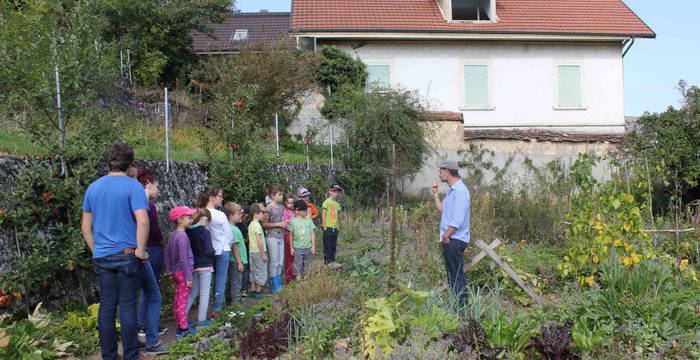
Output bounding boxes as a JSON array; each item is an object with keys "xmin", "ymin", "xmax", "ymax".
[{"xmin": 290, "ymin": 28, "xmax": 656, "ymax": 40}]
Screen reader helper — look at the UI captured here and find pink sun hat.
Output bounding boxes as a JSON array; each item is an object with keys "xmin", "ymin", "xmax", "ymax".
[{"xmin": 169, "ymin": 206, "xmax": 197, "ymax": 222}]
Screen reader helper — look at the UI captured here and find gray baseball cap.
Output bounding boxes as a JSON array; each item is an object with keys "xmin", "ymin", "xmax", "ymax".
[{"xmin": 438, "ymin": 160, "xmax": 459, "ymax": 170}]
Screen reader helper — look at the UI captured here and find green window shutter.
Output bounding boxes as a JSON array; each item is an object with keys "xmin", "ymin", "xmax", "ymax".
[
  {"xmin": 464, "ymin": 64, "xmax": 489, "ymax": 107},
  {"xmin": 367, "ymin": 64, "xmax": 391, "ymax": 89},
  {"xmin": 557, "ymin": 65, "xmax": 581, "ymax": 107}
]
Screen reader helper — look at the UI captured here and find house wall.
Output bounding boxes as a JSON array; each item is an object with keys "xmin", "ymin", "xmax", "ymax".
[{"xmin": 321, "ymin": 39, "xmax": 626, "ymax": 133}]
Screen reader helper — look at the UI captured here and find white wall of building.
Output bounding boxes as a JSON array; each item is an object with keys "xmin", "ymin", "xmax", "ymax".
[{"xmin": 321, "ymin": 40, "xmax": 625, "ymax": 133}]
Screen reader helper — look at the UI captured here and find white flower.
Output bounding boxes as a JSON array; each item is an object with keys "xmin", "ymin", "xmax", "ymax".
[
  {"xmin": 238, "ymin": 311, "xmax": 245, "ymax": 316},
  {"xmin": 224, "ymin": 322, "xmax": 232, "ymax": 328},
  {"xmin": 229, "ymin": 312, "xmax": 236, "ymax": 317}
]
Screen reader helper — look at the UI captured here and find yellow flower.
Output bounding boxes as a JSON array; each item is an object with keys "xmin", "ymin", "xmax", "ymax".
[
  {"xmin": 681, "ymin": 259, "xmax": 689, "ymax": 265},
  {"xmin": 592, "ymin": 255, "xmax": 599, "ymax": 264},
  {"xmin": 585, "ymin": 276, "xmax": 594, "ymax": 286}
]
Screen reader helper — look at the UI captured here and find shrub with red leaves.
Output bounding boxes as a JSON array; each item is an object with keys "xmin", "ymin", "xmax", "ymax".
[
  {"xmin": 238, "ymin": 313, "xmax": 290, "ymax": 359},
  {"xmin": 527, "ymin": 321, "xmax": 579, "ymax": 360}
]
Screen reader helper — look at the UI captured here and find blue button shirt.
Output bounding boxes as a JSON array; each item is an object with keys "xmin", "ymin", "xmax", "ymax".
[{"xmin": 439, "ymin": 179, "xmax": 471, "ymax": 243}]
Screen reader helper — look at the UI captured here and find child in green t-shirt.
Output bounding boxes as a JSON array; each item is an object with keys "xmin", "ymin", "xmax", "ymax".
[
  {"xmin": 224, "ymin": 202, "xmax": 247, "ymax": 304},
  {"xmin": 289, "ymin": 200, "xmax": 316, "ymax": 280},
  {"xmin": 321, "ymin": 184, "xmax": 342, "ymax": 265},
  {"xmin": 247, "ymin": 204, "xmax": 269, "ymax": 299}
]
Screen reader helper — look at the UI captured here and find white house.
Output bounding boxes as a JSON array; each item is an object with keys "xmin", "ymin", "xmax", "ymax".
[{"xmin": 289, "ymin": 0, "xmax": 655, "ymax": 192}]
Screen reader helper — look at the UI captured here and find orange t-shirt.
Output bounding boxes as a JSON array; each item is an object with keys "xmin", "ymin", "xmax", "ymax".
[{"xmin": 306, "ymin": 202, "xmax": 319, "ymax": 218}]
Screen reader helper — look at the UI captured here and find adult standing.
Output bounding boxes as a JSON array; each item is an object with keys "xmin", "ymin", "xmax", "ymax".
[
  {"xmin": 135, "ymin": 169, "xmax": 167, "ymax": 353},
  {"xmin": 196, "ymin": 185, "xmax": 233, "ymax": 316},
  {"xmin": 431, "ymin": 160, "xmax": 471, "ymax": 310},
  {"xmin": 81, "ymin": 142, "xmax": 150, "ymax": 360}
]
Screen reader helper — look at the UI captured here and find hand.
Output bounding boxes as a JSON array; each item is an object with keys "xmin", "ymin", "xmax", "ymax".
[
  {"xmin": 262, "ymin": 254, "xmax": 268, "ymax": 263},
  {"xmin": 431, "ymin": 181, "xmax": 439, "ymax": 195},
  {"xmin": 442, "ymin": 233, "xmax": 451, "ymax": 244},
  {"xmin": 283, "ymin": 220, "xmax": 291, "ymax": 227},
  {"xmin": 311, "ymin": 246, "xmax": 315, "ymax": 255},
  {"xmin": 135, "ymin": 248, "xmax": 149, "ymax": 262},
  {"xmin": 290, "ymin": 248, "xmax": 295, "ymax": 256},
  {"xmin": 323, "ymin": 227, "xmax": 327, "ymax": 231},
  {"xmin": 167, "ymin": 273, "xmax": 173, "ymax": 280},
  {"xmin": 186, "ymin": 281, "xmax": 193, "ymax": 288},
  {"xmin": 237, "ymin": 263, "xmax": 244, "ymax": 272}
]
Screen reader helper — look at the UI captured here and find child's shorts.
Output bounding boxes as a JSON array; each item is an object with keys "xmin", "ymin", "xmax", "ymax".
[
  {"xmin": 249, "ymin": 252, "xmax": 268, "ymax": 286},
  {"xmin": 293, "ymin": 247, "xmax": 312, "ymax": 277}
]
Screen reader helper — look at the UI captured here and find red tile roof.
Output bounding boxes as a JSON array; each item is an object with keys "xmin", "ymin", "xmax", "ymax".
[
  {"xmin": 191, "ymin": 12, "xmax": 292, "ymax": 53},
  {"xmin": 291, "ymin": 0, "xmax": 654, "ymax": 38}
]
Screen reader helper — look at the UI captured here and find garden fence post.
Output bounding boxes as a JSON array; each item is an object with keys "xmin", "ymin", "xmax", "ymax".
[
  {"xmin": 54, "ymin": 64, "xmax": 65, "ymax": 176},
  {"xmin": 95, "ymin": 39, "xmax": 102, "ymax": 77},
  {"xmin": 275, "ymin": 113, "xmax": 280, "ymax": 158},
  {"xmin": 330, "ymin": 125, "xmax": 334, "ymax": 171},
  {"xmin": 127, "ymin": 49, "xmax": 133, "ymax": 88},
  {"xmin": 120, "ymin": 50, "xmax": 124, "ymax": 78},
  {"xmin": 165, "ymin": 87, "xmax": 170, "ymax": 173}
]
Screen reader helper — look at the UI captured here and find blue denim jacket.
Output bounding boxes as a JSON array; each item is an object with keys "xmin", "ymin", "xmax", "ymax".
[{"xmin": 439, "ymin": 179, "xmax": 471, "ymax": 243}]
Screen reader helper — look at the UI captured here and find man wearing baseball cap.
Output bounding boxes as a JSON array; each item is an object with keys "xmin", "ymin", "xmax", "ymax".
[
  {"xmin": 430, "ymin": 160, "xmax": 470, "ymax": 311},
  {"xmin": 297, "ymin": 187, "xmax": 319, "ymax": 220}
]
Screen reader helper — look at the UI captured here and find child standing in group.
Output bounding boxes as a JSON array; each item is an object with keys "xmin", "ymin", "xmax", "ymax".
[
  {"xmin": 165, "ymin": 206, "xmax": 197, "ymax": 339},
  {"xmin": 224, "ymin": 203, "xmax": 246, "ymax": 305},
  {"xmin": 322, "ymin": 184, "xmax": 342, "ymax": 265},
  {"xmin": 185, "ymin": 209, "xmax": 215, "ymax": 328},
  {"xmin": 237, "ymin": 206, "xmax": 250, "ymax": 297},
  {"xmin": 248, "ymin": 204, "xmax": 269, "ymax": 299},
  {"xmin": 283, "ymin": 196, "xmax": 296, "ymax": 283},
  {"xmin": 289, "ymin": 200, "xmax": 316, "ymax": 280},
  {"xmin": 297, "ymin": 187, "xmax": 319, "ymax": 220},
  {"xmin": 261, "ymin": 185, "xmax": 289, "ymax": 293}
]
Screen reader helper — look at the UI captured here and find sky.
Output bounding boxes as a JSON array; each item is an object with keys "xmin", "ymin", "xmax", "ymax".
[{"xmin": 234, "ymin": 0, "xmax": 700, "ymax": 116}]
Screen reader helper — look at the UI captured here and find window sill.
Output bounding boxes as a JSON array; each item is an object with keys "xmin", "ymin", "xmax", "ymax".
[
  {"xmin": 553, "ymin": 106, "xmax": 588, "ymax": 111},
  {"xmin": 460, "ymin": 106, "xmax": 496, "ymax": 111}
]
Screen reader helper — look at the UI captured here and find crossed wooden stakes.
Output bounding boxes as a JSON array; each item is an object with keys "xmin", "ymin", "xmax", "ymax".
[{"xmin": 465, "ymin": 239, "xmax": 544, "ymax": 305}]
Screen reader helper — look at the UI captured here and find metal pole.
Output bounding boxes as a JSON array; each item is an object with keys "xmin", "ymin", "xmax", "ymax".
[
  {"xmin": 165, "ymin": 88, "xmax": 170, "ymax": 173},
  {"xmin": 231, "ymin": 105, "xmax": 235, "ymax": 161},
  {"xmin": 330, "ymin": 125, "xmax": 334, "ymax": 169},
  {"xmin": 305, "ymin": 117, "xmax": 310, "ymax": 171},
  {"xmin": 95, "ymin": 39, "xmax": 102, "ymax": 77},
  {"xmin": 120, "ymin": 50, "xmax": 124, "ymax": 78},
  {"xmin": 127, "ymin": 49, "xmax": 133, "ymax": 87},
  {"xmin": 55, "ymin": 65, "xmax": 65, "ymax": 176},
  {"xmin": 275, "ymin": 113, "xmax": 280, "ymax": 158}
]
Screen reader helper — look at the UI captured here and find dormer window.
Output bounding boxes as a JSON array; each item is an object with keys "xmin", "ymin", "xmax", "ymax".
[
  {"xmin": 438, "ymin": 0, "xmax": 496, "ymax": 22},
  {"xmin": 231, "ymin": 29, "xmax": 248, "ymax": 41}
]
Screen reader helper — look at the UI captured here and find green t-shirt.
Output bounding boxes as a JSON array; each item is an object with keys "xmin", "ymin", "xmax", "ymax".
[
  {"xmin": 230, "ymin": 225, "xmax": 248, "ymax": 264},
  {"xmin": 322, "ymin": 198, "xmax": 341, "ymax": 229},
  {"xmin": 248, "ymin": 220, "xmax": 266, "ymax": 254},
  {"xmin": 289, "ymin": 217, "xmax": 315, "ymax": 249}
]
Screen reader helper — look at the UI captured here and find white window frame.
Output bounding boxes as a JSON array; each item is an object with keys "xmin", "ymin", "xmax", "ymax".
[
  {"xmin": 459, "ymin": 59, "xmax": 494, "ymax": 110},
  {"xmin": 553, "ymin": 59, "xmax": 587, "ymax": 110},
  {"xmin": 364, "ymin": 59, "xmax": 394, "ymax": 91},
  {"xmin": 232, "ymin": 29, "xmax": 248, "ymax": 41}
]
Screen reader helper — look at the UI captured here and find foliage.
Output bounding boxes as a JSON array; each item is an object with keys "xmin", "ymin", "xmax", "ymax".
[
  {"xmin": 238, "ymin": 312, "xmax": 291, "ymax": 359},
  {"xmin": 362, "ymin": 287, "xmax": 459, "ymax": 357},
  {"xmin": 275, "ymin": 269, "xmax": 350, "ymax": 311},
  {"xmin": 97, "ymin": 0, "xmax": 231, "ymax": 85},
  {"xmin": 315, "ymin": 46, "xmax": 367, "ymax": 100},
  {"xmin": 482, "ymin": 312, "xmax": 534, "ymax": 356},
  {"xmin": 570, "ymin": 316, "xmax": 612, "ymax": 353},
  {"xmin": 0, "ymin": 303, "xmax": 76, "ymax": 360},
  {"xmin": 387, "ymin": 327, "xmax": 465, "ymax": 360},
  {"xmin": 335, "ymin": 88, "xmax": 432, "ymax": 205},
  {"xmin": 443, "ymin": 318, "xmax": 507, "ymax": 360},
  {"xmin": 619, "ymin": 80, "xmax": 700, "ymax": 199},
  {"xmin": 0, "ymin": 0, "xmax": 118, "ymax": 159},
  {"xmin": 288, "ymin": 299, "xmax": 356, "ymax": 359},
  {"xmin": 527, "ymin": 321, "xmax": 578, "ymax": 360},
  {"xmin": 558, "ymin": 153, "xmax": 654, "ymax": 287}
]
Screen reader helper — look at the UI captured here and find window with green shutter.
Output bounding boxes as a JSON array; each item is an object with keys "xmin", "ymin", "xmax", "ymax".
[
  {"xmin": 463, "ymin": 63, "xmax": 490, "ymax": 108},
  {"xmin": 557, "ymin": 64, "xmax": 582, "ymax": 107},
  {"xmin": 366, "ymin": 64, "xmax": 391, "ymax": 89}
]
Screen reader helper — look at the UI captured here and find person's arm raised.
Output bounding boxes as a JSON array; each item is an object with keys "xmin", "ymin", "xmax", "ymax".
[{"xmin": 431, "ymin": 181, "xmax": 443, "ymax": 213}]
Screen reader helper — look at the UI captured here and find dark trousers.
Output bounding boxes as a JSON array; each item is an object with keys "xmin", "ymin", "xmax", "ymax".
[
  {"xmin": 94, "ymin": 252, "xmax": 144, "ymax": 360},
  {"xmin": 323, "ymin": 228, "xmax": 338, "ymax": 264},
  {"xmin": 441, "ymin": 239, "xmax": 469, "ymax": 310}
]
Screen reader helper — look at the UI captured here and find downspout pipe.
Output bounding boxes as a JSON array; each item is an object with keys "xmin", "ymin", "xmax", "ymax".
[{"xmin": 622, "ymin": 38, "xmax": 635, "ymax": 58}]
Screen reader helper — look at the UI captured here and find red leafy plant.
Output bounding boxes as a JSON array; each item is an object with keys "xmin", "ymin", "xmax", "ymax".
[
  {"xmin": 238, "ymin": 313, "xmax": 290, "ymax": 358},
  {"xmin": 526, "ymin": 321, "xmax": 579, "ymax": 360}
]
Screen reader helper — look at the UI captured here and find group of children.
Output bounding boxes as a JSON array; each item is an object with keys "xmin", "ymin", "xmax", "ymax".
[{"xmin": 163, "ymin": 183, "xmax": 343, "ymax": 339}]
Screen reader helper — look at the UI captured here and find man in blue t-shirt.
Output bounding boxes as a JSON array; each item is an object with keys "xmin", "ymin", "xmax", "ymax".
[{"xmin": 81, "ymin": 142, "xmax": 150, "ymax": 360}]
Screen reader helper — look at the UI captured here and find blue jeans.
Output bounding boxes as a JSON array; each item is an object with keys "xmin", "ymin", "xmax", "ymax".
[
  {"xmin": 213, "ymin": 252, "xmax": 230, "ymax": 312},
  {"xmin": 94, "ymin": 252, "xmax": 144, "ymax": 360},
  {"xmin": 323, "ymin": 228, "xmax": 338, "ymax": 264},
  {"xmin": 242, "ymin": 263, "xmax": 250, "ymax": 293},
  {"xmin": 136, "ymin": 261, "xmax": 161, "ymax": 347},
  {"xmin": 137, "ymin": 246, "xmax": 162, "ymax": 346},
  {"xmin": 441, "ymin": 239, "xmax": 469, "ymax": 310}
]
